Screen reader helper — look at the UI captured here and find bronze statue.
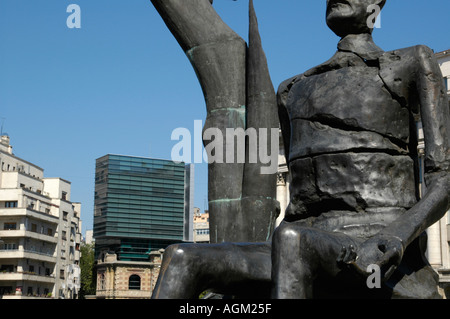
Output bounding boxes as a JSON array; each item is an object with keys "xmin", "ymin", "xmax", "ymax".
[{"xmin": 151, "ymin": 0, "xmax": 450, "ymax": 299}]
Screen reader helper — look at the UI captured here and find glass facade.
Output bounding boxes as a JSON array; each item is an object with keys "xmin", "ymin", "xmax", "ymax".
[{"xmin": 93, "ymin": 154, "xmax": 188, "ymax": 261}]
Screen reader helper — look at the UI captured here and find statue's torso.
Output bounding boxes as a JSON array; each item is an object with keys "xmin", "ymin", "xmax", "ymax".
[{"xmin": 284, "ymin": 61, "xmax": 419, "ymax": 237}]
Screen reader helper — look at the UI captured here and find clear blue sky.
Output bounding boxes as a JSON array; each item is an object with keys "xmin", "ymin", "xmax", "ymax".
[{"xmin": 1, "ymin": 0, "xmax": 449, "ymax": 236}]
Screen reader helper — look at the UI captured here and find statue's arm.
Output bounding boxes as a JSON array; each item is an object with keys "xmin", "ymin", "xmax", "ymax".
[
  {"xmin": 381, "ymin": 45, "xmax": 450, "ymax": 248},
  {"xmin": 150, "ymin": 0, "xmax": 242, "ymax": 53},
  {"xmin": 277, "ymin": 75, "xmax": 300, "ymax": 164},
  {"xmin": 149, "ymin": 0, "xmax": 247, "ymax": 116},
  {"xmin": 348, "ymin": 46, "xmax": 450, "ymax": 279}
]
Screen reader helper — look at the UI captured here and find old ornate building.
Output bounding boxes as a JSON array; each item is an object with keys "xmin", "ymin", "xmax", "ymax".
[{"xmin": 95, "ymin": 250, "xmax": 162, "ymax": 299}]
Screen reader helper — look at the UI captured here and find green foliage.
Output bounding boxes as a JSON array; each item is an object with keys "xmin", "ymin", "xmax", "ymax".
[{"xmin": 79, "ymin": 242, "xmax": 97, "ymax": 298}]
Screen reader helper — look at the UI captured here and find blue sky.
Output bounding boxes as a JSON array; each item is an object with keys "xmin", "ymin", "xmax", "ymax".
[{"xmin": 0, "ymin": 0, "xmax": 449, "ymax": 236}]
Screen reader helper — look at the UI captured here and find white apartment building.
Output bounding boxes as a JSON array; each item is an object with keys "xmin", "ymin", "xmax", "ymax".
[{"xmin": 0, "ymin": 134, "xmax": 82, "ymax": 299}]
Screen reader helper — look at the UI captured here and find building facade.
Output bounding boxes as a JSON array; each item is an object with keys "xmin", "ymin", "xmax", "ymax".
[
  {"xmin": 95, "ymin": 250, "xmax": 162, "ymax": 299},
  {"xmin": 93, "ymin": 154, "xmax": 193, "ymax": 261},
  {"xmin": 0, "ymin": 135, "xmax": 82, "ymax": 299},
  {"xmin": 193, "ymin": 208, "xmax": 210, "ymax": 243}
]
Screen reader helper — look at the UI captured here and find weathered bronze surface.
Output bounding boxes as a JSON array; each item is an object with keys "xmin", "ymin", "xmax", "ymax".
[{"xmin": 151, "ymin": 0, "xmax": 450, "ymax": 299}]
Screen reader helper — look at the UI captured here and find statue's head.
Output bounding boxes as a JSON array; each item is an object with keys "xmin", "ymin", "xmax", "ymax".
[{"xmin": 326, "ymin": 0, "xmax": 386, "ymax": 37}]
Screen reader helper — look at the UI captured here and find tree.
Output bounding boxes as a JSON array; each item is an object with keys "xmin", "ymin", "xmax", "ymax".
[{"xmin": 79, "ymin": 242, "xmax": 96, "ymax": 298}]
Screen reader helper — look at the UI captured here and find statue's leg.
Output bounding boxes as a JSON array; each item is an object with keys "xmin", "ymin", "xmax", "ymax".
[
  {"xmin": 271, "ymin": 222, "xmax": 360, "ymax": 299},
  {"xmin": 152, "ymin": 242, "xmax": 271, "ymax": 299}
]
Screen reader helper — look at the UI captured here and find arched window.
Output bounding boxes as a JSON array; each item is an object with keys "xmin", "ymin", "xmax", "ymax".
[{"xmin": 128, "ymin": 274, "xmax": 141, "ymax": 290}]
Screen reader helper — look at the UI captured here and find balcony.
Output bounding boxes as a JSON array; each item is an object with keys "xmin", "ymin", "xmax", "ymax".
[
  {"xmin": 0, "ymin": 249, "xmax": 57, "ymax": 263},
  {"xmin": 0, "ymin": 229, "xmax": 58, "ymax": 244},
  {"xmin": 0, "ymin": 271, "xmax": 55, "ymax": 284},
  {"xmin": 0, "ymin": 207, "xmax": 59, "ymax": 224},
  {"xmin": 1, "ymin": 295, "xmax": 52, "ymax": 300}
]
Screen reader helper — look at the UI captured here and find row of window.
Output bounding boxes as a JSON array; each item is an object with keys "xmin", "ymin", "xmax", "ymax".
[
  {"xmin": 105, "ymin": 215, "xmax": 184, "ymax": 226},
  {"xmin": 106, "ymin": 189, "xmax": 184, "ymax": 200},
  {"xmin": 95, "ymin": 209, "xmax": 184, "ymax": 219},
  {"xmin": 96, "ymin": 224, "xmax": 183, "ymax": 234},
  {"xmin": 0, "ymin": 264, "xmax": 53, "ymax": 278},
  {"xmin": 1, "ymin": 221, "xmax": 54, "ymax": 236},
  {"xmin": 107, "ymin": 184, "xmax": 185, "ymax": 195},
  {"xmin": 0, "ymin": 162, "xmax": 41, "ymax": 180},
  {"xmin": 98, "ymin": 273, "xmax": 142, "ymax": 290},
  {"xmin": 107, "ymin": 167, "xmax": 185, "ymax": 177},
  {"xmin": 96, "ymin": 231, "xmax": 182, "ymax": 241},
  {"xmin": 103, "ymin": 203, "xmax": 184, "ymax": 212},
  {"xmin": 106, "ymin": 174, "xmax": 186, "ymax": 185},
  {"xmin": 107, "ymin": 154, "xmax": 186, "ymax": 166},
  {"xmin": 104, "ymin": 194, "xmax": 184, "ymax": 205},
  {"xmin": 4, "ymin": 201, "xmax": 18, "ymax": 208}
]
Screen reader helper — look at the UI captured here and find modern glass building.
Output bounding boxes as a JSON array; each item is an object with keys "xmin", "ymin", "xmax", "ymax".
[{"xmin": 93, "ymin": 154, "xmax": 193, "ymax": 261}]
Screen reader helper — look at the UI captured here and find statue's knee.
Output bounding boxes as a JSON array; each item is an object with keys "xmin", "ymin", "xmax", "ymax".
[
  {"xmin": 273, "ymin": 223, "xmax": 301, "ymax": 244},
  {"xmin": 163, "ymin": 244, "xmax": 190, "ymax": 265}
]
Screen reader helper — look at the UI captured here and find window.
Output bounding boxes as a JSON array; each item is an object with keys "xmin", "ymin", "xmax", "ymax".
[
  {"xmin": 3, "ymin": 243, "xmax": 17, "ymax": 250},
  {"xmin": 31, "ymin": 223, "xmax": 37, "ymax": 232},
  {"xmin": 61, "ymin": 191, "xmax": 67, "ymax": 200},
  {"xmin": 196, "ymin": 229, "xmax": 210, "ymax": 235},
  {"xmin": 98, "ymin": 273, "xmax": 106, "ymax": 290},
  {"xmin": 4, "ymin": 223, "xmax": 16, "ymax": 230},
  {"xmin": 5, "ymin": 201, "xmax": 18, "ymax": 208},
  {"xmin": 60, "ymin": 270, "xmax": 65, "ymax": 279},
  {"xmin": 63, "ymin": 211, "xmax": 68, "ymax": 221},
  {"xmin": 128, "ymin": 275, "xmax": 141, "ymax": 290},
  {"xmin": 0, "ymin": 265, "xmax": 14, "ymax": 272}
]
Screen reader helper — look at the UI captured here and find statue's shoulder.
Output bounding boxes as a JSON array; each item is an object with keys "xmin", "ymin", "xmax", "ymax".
[
  {"xmin": 380, "ymin": 45, "xmax": 435, "ymax": 67},
  {"xmin": 379, "ymin": 45, "xmax": 436, "ymax": 112},
  {"xmin": 277, "ymin": 74, "xmax": 304, "ymax": 108},
  {"xmin": 278, "ymin": 74, "xmax": 303, "ymax": 94}
]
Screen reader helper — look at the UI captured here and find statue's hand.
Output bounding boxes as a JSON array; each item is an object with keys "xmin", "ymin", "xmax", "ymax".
[{"xmin": 337, "ymin": 234, "xmax": 404, "ymax": 282}]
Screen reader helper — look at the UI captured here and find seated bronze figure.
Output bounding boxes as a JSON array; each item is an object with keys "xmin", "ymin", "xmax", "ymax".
[{"xmin": 151, "ymin": 0, "xmax": 450, "ymax": 299}]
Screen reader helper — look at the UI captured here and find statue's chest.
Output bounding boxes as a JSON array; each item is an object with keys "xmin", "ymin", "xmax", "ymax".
[{"xmin": 286, "ymin": 66, "xmax": 410, "ymax": 143}]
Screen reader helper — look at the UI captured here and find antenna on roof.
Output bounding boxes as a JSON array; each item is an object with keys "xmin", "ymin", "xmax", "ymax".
[{"xmin": 0, "ymin": 117, "xmax": 5, "ymax": 136}]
